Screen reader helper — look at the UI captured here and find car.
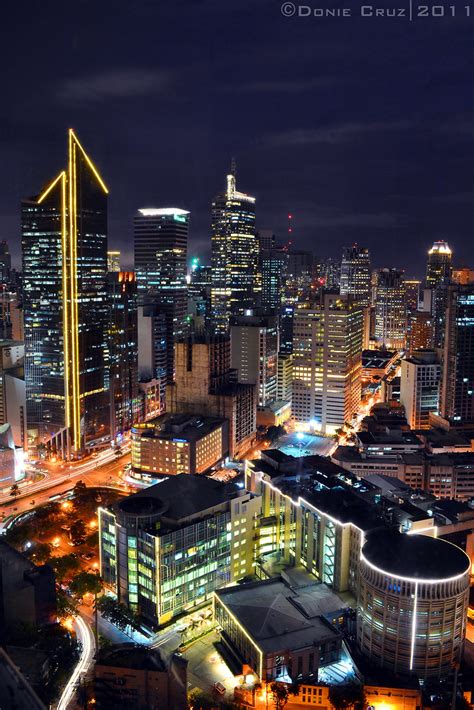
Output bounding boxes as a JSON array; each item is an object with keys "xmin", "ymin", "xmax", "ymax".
[
  {"xmin": 82, "ymin": 551, "xmax": 94, "ymax": 561},
  {"xmin": 61, "ymin": 524, "xmax": 70, "ymax": 531},
  {"xmin": 213, "ymin": 682, "xmax": 226, "ymax": 696}
]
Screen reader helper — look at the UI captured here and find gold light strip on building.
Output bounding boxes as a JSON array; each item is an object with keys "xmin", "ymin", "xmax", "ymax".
[
  {"xmin": 69, "ymin": 129, "xmax": 109, "ymax": 194},
  {"xmin": 60, "ymin": 171, "xmax": 70, "ymax": 430},
  {"xmin": 68, "ymin": 130, "xmax": 81, "ymax": 452},
  {"xmin": 37, "ymin": 172, "xmax": 64, "ymax": 204},
  {"xmin": 213, "ymin": 593, "xmax": 263, "ymax": 679}
]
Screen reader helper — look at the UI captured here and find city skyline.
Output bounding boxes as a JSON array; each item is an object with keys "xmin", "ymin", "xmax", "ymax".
[{"xmin": 0, "ymin": 1, "xmax": 472, "ymax": 273}]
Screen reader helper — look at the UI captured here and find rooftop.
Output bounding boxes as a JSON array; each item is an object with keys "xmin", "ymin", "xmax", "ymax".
[
  {"xmin": 94, "ymin": 643, "xmax": 168, "ymax": 671},
  {"xmin": 137, "ymin": 207, "xmax": 189, "ymax": 217},
  {"xmin": 132, "ymin": 413, "xmax": 226, "ymax": 443},
  {"xmin": 362, "ymin": 529, "xmax": 470, "ymax": 580},
  {"xmin": 116, "ymin": 473, "xmax": 242, "ymax": 523},
  {"xmin": 216, "ymin": 577, "xmax": 342, "ymax": 654}
]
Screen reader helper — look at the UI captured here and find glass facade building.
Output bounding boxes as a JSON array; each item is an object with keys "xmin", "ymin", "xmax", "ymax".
[
  {"xmin": 134, "ymin": 208, "xmax": 189, "ymax": 384},
  {"xmin": 340, "ymin": 244, "xmax": 371, "ymax": 307},
  {"xmin": 22, "ymin": 130, "xmax": 110, "ymax": 457},
  {"xmin": 441, "ymin": 284, "xmax": 474, "ymax": 424},
  {"xmin": 99, "ymin": 475, "xmax": 259, "ymax": 627},
  {"xmin": 211, "ymin": 168, "xmax": 257, "ymax": 333}
]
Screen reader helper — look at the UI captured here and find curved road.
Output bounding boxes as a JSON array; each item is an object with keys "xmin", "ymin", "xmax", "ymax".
[{"xmin": 57, "ymin": 614, "xmax": 95, "ymax": 710}]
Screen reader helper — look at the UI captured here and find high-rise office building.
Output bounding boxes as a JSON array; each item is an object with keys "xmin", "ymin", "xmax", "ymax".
[
  {"xmin": 167, "ymin": 337, "xmax": 256, "ymax": 457},
  {"xmin": 134, "ymin": 208, "xmax": 189, "ymax": 383},
  {"xmin": 374, "ymin": 268, "xmax": 407, "ymax": 350},
  {"xmin": 400, "ymin": 350, "xmax": 440, "ymax": 429},
  {"xmin": 107, "ymin": 250, "xmax": 121, "ymax": 272},
  {"xmin": 404, "ymin": 279, "xmax": 421, "ymax": 312},
  {"xmin": 107, "ymin": 272, "xmax": 139, "ymax": 439},
  {"xmin": 340, "ymin": 244, "xmax": 371, "ymax": 306},
  {"xmin": 441, "ymin": 285, "xmax": 474, "ymax": 424},
  {"xmin": 0, "ymin": 340, "xmax": 26, "ymax": 450},
  {"xmin": 426, "ymin": 240, "xmax": 453, "ymax": 288},
  {"xmin": 187, "ymin": 261, "xmax": 212, "ymax": 331},
  {"xmin": 260, "ymin": 248, "xmax": 288, "ymax": 315},
  {"xmin": 406, "ymin": 310, "xmax": 434, "ymax": 355},
  {"xmin": 426, "ymin": 241, "xmax": 453, "ymax": 349},
  {"xmin": 0, "ymin": 242, "xmax": 11, "ymax": 285},
  {"xmin": 210, "ymin": 165, "xmax": 257, "ymax": 333},
  {"xmin": 230, "ymin": 314, "xmax": 279, "ymax": 409},
  {"xmin": 22, "ymin": 130, "xmax": 110, "ymax": 458},
  {"xmin": 137, "ymin": 305, "xmax": 167, "ymax": 416},
  {"xmin": 292, "ymin": 293, "xmax": 363, "ymax": 434}
]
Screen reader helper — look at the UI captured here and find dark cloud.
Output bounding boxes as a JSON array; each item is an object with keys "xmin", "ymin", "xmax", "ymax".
[
  {"xmin": 57, "ymin": 69, "xmax": 172, "ymax": 103},
  {"xmin": 266, "ymin": 121, "xmax": 411, "ymax": 146}
]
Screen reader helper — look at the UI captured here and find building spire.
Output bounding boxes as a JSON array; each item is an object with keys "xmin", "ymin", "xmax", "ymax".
[{"xmin": 230, "ymin": 156, "xmax": 237, "ymax": 177}]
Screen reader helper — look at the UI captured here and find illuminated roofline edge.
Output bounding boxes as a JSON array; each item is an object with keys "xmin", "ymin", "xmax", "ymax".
[
  {"xmin": 257, "ymin": 474, "xmax": 471, "ymax": 582},
  {"xmin": 360, "ymin": 548, "xmax": 470, "ymax": 584},
  {"xmin": 37, "ymin": 171, "xmax": 65, "ymax": 204},
  {"xmin": 69, "ymin": 129, "xmax": 109, "ymax": 194},
  {"xmin": 138, "ymin": 208, "xmax": 190, "ymax": 216},
  {"xmin": 212, "ymin": 591, "xmax": 263, "ymax": 678}
]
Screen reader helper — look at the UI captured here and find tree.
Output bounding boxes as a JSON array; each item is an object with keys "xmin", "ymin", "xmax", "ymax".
[
  {"xmin": 70, "ymin": 519, "xmax": 87, "ymax": 545},
  {"xmin": 9, "ymin": 483, "xmax": 20, "ymax": 498},
  {"xmin": 97, "ymin": 596, "xmax": 137, "ymax": 631},
  {"xmin": 329, "ymin": 684, "xmax": 366, "ymax": 710},
  {"xmin": 267, "ymin": 425, "xmax": 286, "ymax": 443},
  {"xmin": 270, "ymin": 682, "xmax": 292, "ymax": 710},
  {"xmin": 70, "ymin": 571, "xmax": 103, "ymax": 598},
  {"xmin": 31, "ymin": 541, "xmax": 53, "ymax": 564},
  {"xmin": 56, "ymin": 588, "xmax": 79, "ymax": 620},
  {"xmin": 188, "ymin": 690, "xmax": 215, "ymax": 709},
  {"xmin": 73, "ymin": 480, "xmax": 87, "ymax": 496},
  {"xmin": 51, "ymin": 554, "xmax": 81, "ymax": 581}
]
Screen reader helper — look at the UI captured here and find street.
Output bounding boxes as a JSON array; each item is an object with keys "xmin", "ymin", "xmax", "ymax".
[{"xmin": 0, "ymin": 446, "xmax": 133, "ymax": 525}]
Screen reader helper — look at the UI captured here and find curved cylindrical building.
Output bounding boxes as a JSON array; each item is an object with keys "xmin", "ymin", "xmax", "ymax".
[{"xmin": 357, "ymin": 530, "xmax": 470, "ymax": 679}]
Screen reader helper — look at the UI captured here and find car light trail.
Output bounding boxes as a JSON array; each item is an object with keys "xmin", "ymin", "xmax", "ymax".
[{"xmin": 57, "ymin": 614, "xmax": 95, "ymax": 710}]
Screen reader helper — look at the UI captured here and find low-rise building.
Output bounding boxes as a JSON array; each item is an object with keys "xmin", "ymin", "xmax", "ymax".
[
  {"xmin": 361, "ymin": 349, "xmax": 398, "ymax": 384},
  {"xmin": 214, "ymin": 577, "xmax": 343, "ymax": 683},
  {"xmin": 131, "ymin": 413, "xmax": 228, "ymax": 475},
  {"xmin": 99, "ymin": 474, "xmax": 260, "ymax": 627},
  {"xmin": 93, "ymin": 643, "xmax": 187, "ymax": 710}
]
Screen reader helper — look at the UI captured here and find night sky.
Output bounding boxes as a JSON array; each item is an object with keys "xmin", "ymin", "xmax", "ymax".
[{"xmin": 1, "ymin": 0, "xmax": 472, "ymax": 276}]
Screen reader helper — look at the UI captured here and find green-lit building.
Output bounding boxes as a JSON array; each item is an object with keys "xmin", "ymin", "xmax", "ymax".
[{"xmin": 99, "ymin": 474, "xmax": 260, "ymax": 627}]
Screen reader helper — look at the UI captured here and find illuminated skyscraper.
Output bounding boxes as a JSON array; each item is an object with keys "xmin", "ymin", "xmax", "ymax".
[
  {"xmin": 407, "ymin": 310, "xmax": 434, "ymax": 354},
  {"xmin": 22, "ymin": 130, "xmax": 110, "ymax": 458},
  {"xmin": 374, "ymin": 268, "xmax": 407, "ymax": 350},
  {"xmin": 426, "ymin": 240, "xmax": 452, "ymax": 287},
  {"xmin": 230, "ymin": 314, "xmax": 279, "ymax": 409},
  {"xmin": 210, "ymin": 164, "xmax": 257, "ymax": 333},
  {"xmin": 134, "ymin": 208, "xmax": 189, "ymax": 382},
  {"xmin": 404, "ymin": 279, "xmax": 421, "ymax": 312},
  {"xmin": 426, "ymin": 240, "xmax": 453, "ymax": 349},
  {"xmin": 340, "ymin": 244, "xmax": 371, "ymax": 306},
  {"xmin": 292, "ymin": 292, "xmax": 363, "ymax": 434},
  {"xmin": 441, "ymin": 284, "xmax": 474, "ymax": 424},
  {"xmin": 260, "ymin": 247, "xmax": 288, "ymax": 315},
  {"xmin": 107, "ymin": 272, "xmax": 139, "ymax": 439}
]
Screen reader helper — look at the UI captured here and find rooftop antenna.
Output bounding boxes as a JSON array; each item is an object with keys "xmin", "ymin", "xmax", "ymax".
[{"xmin": 230, "ymin": 156, "xmax": 237, "ymax": 177}]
